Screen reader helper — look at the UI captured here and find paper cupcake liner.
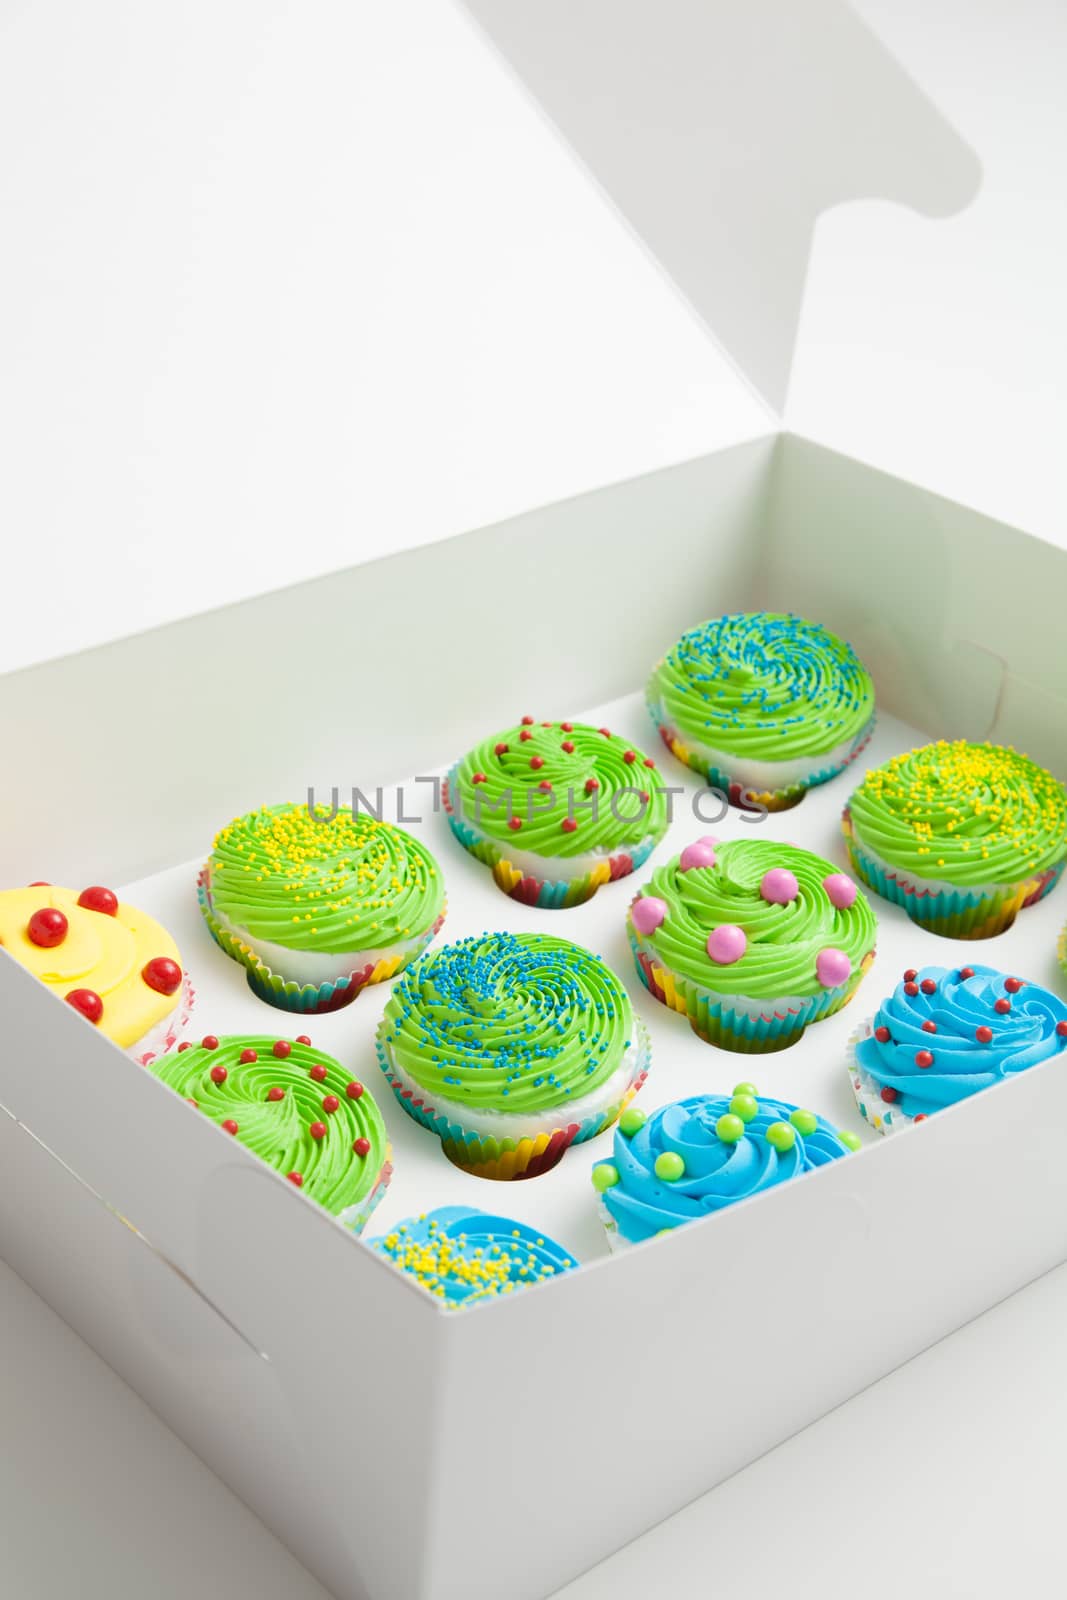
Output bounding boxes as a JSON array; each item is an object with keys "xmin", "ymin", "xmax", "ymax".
[
  {"xmin": 628, "ymin": 931, "xmax": 871, "ymax": 1052},
  {"xmin": 198, "ymin": 869, "xmax": 445, "ymax": 1013},
  {"xmin": 336, "ymin": 1154, "xmax": 394, "ymax": 1236},
  {"xmin": 131, "ymin": 968, "xmax": 196, "ymax": 1067},
  {"xmin": 845, "ymin": 1020, "xmax": 916, "ymax": 1136},
  {"xmin": 842, "ymin": 822, "xmax": 1064, "ymax": 940},
  {"xmin": 647, "ymin": 700, "xmax": 874, "ymax": 813},
  {"xmin": 445, "ymin": 805, "xmax": 656, "ymax": 909},
  {"xmin": 377, "ymin": 1023, "xmax": 650, "ymax": 1181}
]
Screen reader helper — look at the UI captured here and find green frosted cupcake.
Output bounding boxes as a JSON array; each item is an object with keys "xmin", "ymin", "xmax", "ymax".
[
  {"xmin": 150, "ymin": 1032, "xmax": 392, "ymax": 1232},
  {"xmin": 628, "ymin": 837, "xmax": 877, "ymax": 1051},
  {"xmin": 199, "ymin": 803, "xmax": 446, "ymax": 1012},
  {"xmin": 843, "ymin": 742, "xmax": 1067, "ymax": 938},
  {"xmin": 647, "ymin": 612, "xmax": 875, "ymax": 810},
  {"xmin": 444, "ymin": 717, "xmax": 670, "ymax": 907}
]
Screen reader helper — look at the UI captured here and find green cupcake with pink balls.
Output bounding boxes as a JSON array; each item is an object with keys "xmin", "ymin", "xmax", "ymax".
[{"xmin": 628, "ymin": 837, "xmax": 877, "ymax": 1052}]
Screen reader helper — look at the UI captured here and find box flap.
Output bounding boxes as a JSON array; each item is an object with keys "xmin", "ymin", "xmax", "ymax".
[{"xmin": 461, "ymin": 0, "xmax": 980, "ymax": 414}]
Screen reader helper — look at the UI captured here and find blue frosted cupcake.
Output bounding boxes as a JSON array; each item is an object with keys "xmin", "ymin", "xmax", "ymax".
[
  {"xmin": 592, "ymin": 1089, "xmax": 861, "ymax": 1249},
  {"xmin": 368, "ymin": 1207, "xmax": 577, "ymax": 1305},
  {"xmin": 849, "ymin": 963, "xmax": 1067, "ymax": 1133}
]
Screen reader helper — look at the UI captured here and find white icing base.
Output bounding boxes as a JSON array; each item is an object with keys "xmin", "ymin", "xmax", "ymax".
[
  {"xmin": 848, "ymin": 827, "xmax": 1010, "ymax": 898},
  {"xmin": 379, "ymin": 1021, "xmax": 650, "ymax": 1141},
  {"xmin": 210, "ymin": 903, "xmax": 436, "ymax": 988},
  {"xmin": 456, "ymin": 815, "xmax": 657, "ymax": 884}
]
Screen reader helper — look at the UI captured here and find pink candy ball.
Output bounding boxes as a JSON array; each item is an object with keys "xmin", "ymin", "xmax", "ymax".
[
  {"xmin": 760, "ymin": 867, "xmax": 799, "ymax": 905},
  {"xmin": 679, "ymin": 840, "xmax": 717, "ymax": 872},
  {"xmin": 707, "ymin": 924, "xmax": 747, "ymax": 964},
  {"xmin": 822, "ymin": 872, "xmax": 858, "ymax": 910},
  {"xmin": 631, "ymin": 896, "xmax": 668, "ymax": 936},
  {"xmin": 816, "ymin": 947, "xmax": 852, "ymax": 987}
]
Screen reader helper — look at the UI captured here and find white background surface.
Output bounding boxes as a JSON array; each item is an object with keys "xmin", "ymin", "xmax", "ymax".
[{"xmin": 3, "ymin": 1, "xmax": 1067, "ymax": 1596}]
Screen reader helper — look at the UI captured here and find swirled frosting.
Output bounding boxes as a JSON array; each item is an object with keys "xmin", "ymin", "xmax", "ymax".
[
  {"xmin": 629, "ymin": 839, "xmax": 876, "ymax": 997},
  {"xmin": 594, "ymin": 1089, "xmax": 859, "ymax": 1244},
  {"xmin": 204, "ymin": 804, "xmax": 444, "ymax": 952},
  {"xmin": 0, "ymin": 884, "xmax": 184, "ymax": 1048},
  {"xmin": 379, "ymin": 931, "xmax": 635, "ymax": 1114},
  {"xmin": 846, "ymin": 742, "xmax": 1067, "ymax": 887},
  {"xmin": 369, "ymin": 1207, "xmax": 576, "ymax": 1306},
  {"xmin": 854, "ymin": 964, "xmax": 1067, "ymax": 1120},
  {"xmin": 449, "ymin": 719, "xmax": 669, "ymax": 858},
  {"xmin": 648, "ymin": 613, "xmax": 874, "ymax": 760},
  {"xmin": 150, "ymin": 1033, "xmax": 389, "ymax": 1215}
]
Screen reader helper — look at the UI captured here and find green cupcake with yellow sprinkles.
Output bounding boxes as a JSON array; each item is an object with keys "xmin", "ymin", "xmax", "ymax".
[
  {"xmin": 843, "ymin": 741, "xmax": 1067, "ymax": 938},
  {"xmin": 199, "ymin": 803, "xmax": 446, "ymax": 1012}
]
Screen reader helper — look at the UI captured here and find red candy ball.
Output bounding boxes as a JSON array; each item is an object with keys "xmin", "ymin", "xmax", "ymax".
[
  {"xmin": 27, "ymin": 881, "xmax": 51, "ymax": 887},
  {"xmin": 472, "ymin": 772, "xmax": 487, "ymax": 784},
  {"xmin": 28, "ymin": 907, "xmax": 68, "ymax": 948},
  {"xmin": 519, "ymin": 730, "xmax": 533, "ymax": 743},
  {"xmin": 142, "ymin": 957, "xmax": 182, "ymax": 996},
  {"xmin": 521, "ymin": 715, "xmax": 534, "ymax": 725},
  {"xmin": 994, "ymin": 998, "xmax": 1011, "ymax": 1015},
  {"xmin": 1057, "ymin": 1021, "xmax": 1067, "ymax": 1038},
  {"xmin": 287, "ymin": 1172, "xmax": 304, "ymax": 1187},
  {"xmin": 507, "ymin": 817, "xmax": 522, "ymax": 831},
  {"xmin": 561, "ymin": 722, "xmax": 573, "ymax": 732},
  {"xmin": 267, "ymin": 1087, "xmax": 285, "ymax": 1102},
  {"xmin": 201, "ymin": 1035, "xmax": 219, "ymax": 1050},
  {"xmin": 903, "ymin": 968, "xmax": 918, "ymax": 981},
  {"xmin": 914, "ymin": 1114, "xmax": 928, "ymax": 1123},
  {"xmin": 77, "ymin": 886, "xmax": 118, "ymax": 917},
  {"xmin": 309, "ymin": 1121, "xmax": 327, "ymax": 1141},
  {"xmin": 976, "ymin": 1026, "xmax": 994, "ymax": 1044},
  {"xmin": 296, "ymin": 1035, "xmax": 311, "ymax": 1046},
  {"xmin": 346, "ymin": 1081, "xmax": 364, "ymax": 1099},
  {"xmin": 644, "ymin": 758, "xmax": 656, "ymax": 769},
  {"xmin": 880, "ymin": 1086, "xmax": 898, "ymax": 1103},
  {"xmin": 494, "ymin": 742, "xmax": 508, "ymax": 756},
  {"xmin": 353, "ymin": 1137, "xmax": 371, "ymax": 1157},
  {"xmin": 959, "ymin": 967, "xmax": 974, "ymax": 980},
  {"xmin": 310, "ymin": 1063, "xmax": 328, "ymax": 1082},
  {"xmin": 210, "ymin": 1065, "xmax": 228, "ymax": 1084},
  {"xmin": 538, "ymin": 780, "xmax": 553, "ymax": 792},
  {"xmin": 1004, "ymin": 977, "xmax": 1023, "ymax": 993},
  {"xmin": 561, "ymin": 740, "xmax": 575, "ymax": 754},
  {"xmin": 916, "ymin": 1050, "xmax": 934, "ymax": 1068},
  {"xmin": 239, "ymin": 1048, "xmax": 258, "ymax": 1064},
  {"xmin": 598, "ymin": 727, "xmax": 611, "ymax": 737},
  {"xmin": 561, "ymin": 818, "xmax": 578, "ymax": 833},
  {"xmin": 530, "ymin": 756, "xmax": 544, "ymax": 770},
  {"xmin": 221, "ymin": 1119, "xmax": 239, "ymax": 1136},
  {"xmin": 322, "ymin": 1094, "xmax": 340, "ymax": 1114},
  {"xmin": 178, "ymin": 1041, "xmax": 192, "ymax": 1052},
  {"xmin": 922, "ymin": 1020, "xmax": 937, "ymax": 1034},
  {"xmin": 623, "ymin": 751, "xmax": 636, "ymax": 764},
  {"xmin": 920, "ymin": 979, "xmax": 936, "ymax": 995},
  {"xmin": 585, "ymin": 777, "xmax": 599, "ymax": 793},
  {"xmin": 874, "ymin": 1025, "xmax": 891, "ymax": 1043},
  {"xmin": 904, "ymin": 982, "xmax": 919, "ymax": 997},
  {"xmin": 272, "ymin": 1040, "xmax": 292, "ymax": 1058},
  {"xmin": 66, "ymin": 988, "xmax": 103, "ymax": 1024}
]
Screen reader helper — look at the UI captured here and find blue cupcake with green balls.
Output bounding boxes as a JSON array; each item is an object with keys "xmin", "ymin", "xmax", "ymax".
[{"xmin": 592, "ymin": 1087, "xmax": 862, "ymax": 1249}]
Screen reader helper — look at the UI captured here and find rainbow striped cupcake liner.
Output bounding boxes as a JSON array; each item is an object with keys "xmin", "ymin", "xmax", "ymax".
[
  {"xmin": 443, "ymin": 775, "xmax": 656, "ymax": 909},
  {"xmin": 647, "ymin": 699, "xmax": 875, "ymax": 813},
  {"xmin": 336, "ymin": 1155, "xmax": 394, "ymax": 1237},
  {"xmin": 628, "ymin": 930, "xmax": 871, "ymax": 1053},
  {"xmin": 376, "ymin": 1023, "xmax": 650, "ymax": 1181},
  {"xmin": 198, "ymin": 869, "xmax": 445, "ymax": 1013},
  {"xmin": 842, "ymin": 813, "xmax": 1065, "ymax": 940}
]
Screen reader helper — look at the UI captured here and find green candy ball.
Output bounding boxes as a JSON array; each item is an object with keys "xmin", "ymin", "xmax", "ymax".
[
  {"xmin": 728, "ymin": 1093, "xmax": 758, "ymax": 1123},
  {"xmin": 716, "ymin": 1113, "xmax": 746, "ymax": 1144},
  {"xmin": 790, "ymin": 1108, "xmax": 818, "ymax": 1136},
  {"xmin": 654, "ymin": 1151, "xmax": 686, "ymax": 1182},
  {"xmin": 592, "ymin": 1163, "xmax": 620, "ymax": 1191},
  {"xmin": 618, "ymin": 1106, "xmax": 647, "ymax": 1138},
  {"xmin": 765, "ymin": 1121, "xmax": 796, "ymax": 1153},
  {"xmin": 732, "ymin": 1081, "xmax": 759, "ymax": 1099},
  {"xmin": 838, "ymin": 1128, "xmax": 863, "ymax": 1152}
]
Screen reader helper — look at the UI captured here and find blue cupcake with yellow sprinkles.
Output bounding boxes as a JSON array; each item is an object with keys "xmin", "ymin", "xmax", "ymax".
[
  {"xmin": 593, "ymin": 1088, "xmax": 861, "ymax": 1249},
  {"xmin": 368, "ymin": 1207, "xmax": 577, "ymax": 1306}
]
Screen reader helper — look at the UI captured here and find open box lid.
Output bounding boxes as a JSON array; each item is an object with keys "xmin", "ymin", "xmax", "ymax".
[{"xmin": 462, "ymin": 0, "xmax": 979, "ymax": 416}]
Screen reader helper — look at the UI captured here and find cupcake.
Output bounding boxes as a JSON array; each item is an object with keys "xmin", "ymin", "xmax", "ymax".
[
  {"xmin": 377, "ymin": 930, "xmax": 650, "ymax": 1180},
  {"xmin": 368, "ymin": 1207, "xmax": 577, "ymax": 1305},
  {"xmin": 199, "ymin": 803, "xmax": 446, "ymax": 1012},
  {"xmin": 843, "ymin": 741, "xmax": 1067, "ymax": 939},
  {"xmin": 593, "ymin": 1088, "xmax": 861, "ymax": 1249},
  {"xmin": 0, "ymin": 882, "xmax": 192, "ymax": 1064},
  {"xmin": 151, "ymin": 1032, "xmax": 392, "ymax": 1231},
  {"xmin": 443, "ymin": 717, "xmax": 669, "ymax": 908},
  {"xmin": 646, "ymin": 612, "xmax": 875, "ymax": 811},
  {"xmin": 628, "ymin": 837, "xmax": 876, "ymax": 1051},
  {"xmin": 848, "ymin": 963, "xmax": 1067, "ymax": 1133}
]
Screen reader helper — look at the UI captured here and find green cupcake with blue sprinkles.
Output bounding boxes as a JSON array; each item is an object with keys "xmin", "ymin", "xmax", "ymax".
[
  {"xmin": 593, "ymin": 1088, "xmax": 861, "ymax": 1249},
  {"xmin": 369, "ymin": 1207, "xmax": 577, "ymax": 1306},
  {"xmin": 376, "ymin": 930, "xmax": 650, "ymax": 1180},
  {"xmin": 647, "ymin": 612, "xmax": 875, "ymax": 810}
]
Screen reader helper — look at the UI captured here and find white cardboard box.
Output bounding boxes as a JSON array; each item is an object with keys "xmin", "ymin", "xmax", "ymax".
[{"xmin": 3, "ymin": 6, "xmax": 1067, "ymax": 1600}]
